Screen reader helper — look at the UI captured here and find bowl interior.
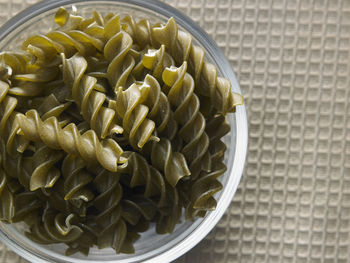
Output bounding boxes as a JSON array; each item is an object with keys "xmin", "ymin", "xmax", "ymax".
[{"xmin": 0, "ymin": 1, "xmax": 246, "ymax": 263}]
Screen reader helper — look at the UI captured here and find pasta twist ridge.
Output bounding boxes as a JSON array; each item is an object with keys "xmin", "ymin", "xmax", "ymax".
[
  {"xmin": 121, "ymin": 195, "xmax": 157, "ymax": 229},
  {"xmin": 0, "ymin": 167, "xmax": 14, "ymax": 222},
  {"xmin": 23, "ymin": 93, "xmax": 70, "ymax": 193},
  {"xmin": 114, "ymin": 81, "xmax": 158, "ymax": 149},
  {"xmin": 147, "ymin": 138, "xmax": 190, "ymax": 187},
  {"xmin": 0, "ymin": 51, "xmax": 63, "ymax": 101},
  {"xmin": 12, "ymin": 191, "xmax": 43, "ymax": 225},
  {"xmin": 185, "ymin": 114, "xmax": 229, "ymax": 219},
  {"xmin": 0, "ymin": 80, "xmax": 29, "ymax": 156},
  {"xmin": 61, "ymin": 53, "xmax": 123, "ymax": 138},
  {"xmin": 92, "ymin": 168, "xmax": 138, "ymax": 253},
  {"xmin": 119, "ymin": 151, "xmax": 167, "ymax": 207},
  {"xmin": 142, "ymin": 74, "xmax": 177, "ymax": 139},
  {"xmin": 121, "ymin": 15, "xmax": 153, "ymax": 50},
  {"xmin": 114, "ymin": 75, "xmax": 190, "ymax": 186},
  {"xmin": 15, "ymin": 109, "xmax": 125, "ymax": 172},
  {"xmin": 162, "ymin": 62, "xmax": 210, "ymax": 179},
  {"xmin": 154, "ymin": 183, "xmax": 182, "ymax": 234},
  {"xmin": 22, "ymin": 10, "xmax": 105, "ymax": 63},
  {"xmin": 142, "ymin": 45, "xmax": 175, "ymax": 83},
  {"xmin": 62, "ymin": 155, "xmax": 94, "ymax": 203},
  {"xmin": 26, "ymin": 205, "xmax": 83, "ymax": 244},
  {"xmin": 29, "ymin": 144, "xmax": 64, "ymax": 191},
  {"xmin": 152, "ymin": 17, "xmax": 244, "ymax": 114},
  {"xmin": 104, "ymin": 30, "xmax": 135, "ymax": 90}
]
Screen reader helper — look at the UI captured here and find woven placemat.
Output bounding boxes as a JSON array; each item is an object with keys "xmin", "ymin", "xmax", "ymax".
[{"xmin": 0, "ymin": 0, "xmax": 349, "ymax": 262}]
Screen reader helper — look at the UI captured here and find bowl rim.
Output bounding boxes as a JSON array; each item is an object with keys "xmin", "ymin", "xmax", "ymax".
[{"xmin": 0, "ymin": 0, "xmax": 248, "ymax": 262}]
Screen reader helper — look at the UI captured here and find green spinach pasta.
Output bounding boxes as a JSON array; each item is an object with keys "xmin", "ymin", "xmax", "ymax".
[{"xmin": 0, "ymin": 6, "xmax": 243, "ymax": 255}]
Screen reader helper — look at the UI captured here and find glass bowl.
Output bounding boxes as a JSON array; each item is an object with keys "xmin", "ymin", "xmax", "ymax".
[{"xmin": 0, "ymin": 0, "xmax": 248, "ymax": 262}]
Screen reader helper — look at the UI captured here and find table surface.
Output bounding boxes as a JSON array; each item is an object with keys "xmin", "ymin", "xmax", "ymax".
[{"xmin": 0, "ymin": 0, "xmax": 349, "ymax": 262}]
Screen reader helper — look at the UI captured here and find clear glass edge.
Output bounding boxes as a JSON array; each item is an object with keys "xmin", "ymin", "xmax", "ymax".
[{"xmin": 0, "ymin": 0, "xmax": 249, "ymax": 262}]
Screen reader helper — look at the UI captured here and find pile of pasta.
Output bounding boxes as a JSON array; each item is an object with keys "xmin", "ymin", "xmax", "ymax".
[{"xmin": 0, "ymin": 7, "xmax": 243, "ymax": 255}]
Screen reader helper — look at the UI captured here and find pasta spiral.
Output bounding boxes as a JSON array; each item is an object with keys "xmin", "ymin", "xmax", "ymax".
[
  {"xmin": 0, "ymin": 51, "xmax": 30, "ymax": 76},
  {"xmin": 206, "ymin": 115, "xmax": 230, "ymax": 161},
  {"xmin": 185, "ymin": 162, "xmax": 225, "ymax": 219},
  {"xmin": 185, "ymin": 114, "xmax": 229, "ymax": 219},
  {"xmin": 37, "ymin": 179, "xmax": 88, "ymax": 217},
  {"xmin": 121, "ymin": 15, "xmax": 153, "ymax": 50},
  {"xmin": 15, "ymin": 110, "xmax": 125, "ymax": 172},
  {"xmin": 0, "ymin": 53, "xmax": 64, "ymax": 157},
  {"xmin": 22, "ymin": 22, "xmax": 104, "ymax": 61},
  {"xmin": 146, "ymin": 138, "xmax": 190, "ymax": 187},
  {"xmin": 61, "ymin": 53, "xmax": 123, "ymax": 138},
  {"xmin": 121, "ymin": 195, "xmax": 157, "ymax": 229},
  {"xmin": 152, "ymin": 17, "xmax": 244, "ymax": 114},
  {"xmin": 142, "ymin": 74, "xmax": 177, "ymax": 139},
  {"xmin": 65, "ymin": 222, "xmax": 97, "ymax": 256},
  {"xmin": 114, "ymin": 75, "xmax": 190, "ymax": 186},
  {"xmin": 91, "ymin": 168, "xmax": 138, "ymax": 253},
  {"xmin": 154, "ymin": 183, "xmax": 182, "ymax": 234},
  {"xmin": 119, "ymin": 150, "xmax": 185, "ymax": 225},
  {"xmin": 114, "ymin": 82, "xmax": 158, "ymax": 149},
  {"xmin": 0, "ymin": 51, "xmax": 61, "ymax": 99},
  {"xmin": 9, "ymin": 67, "xmax": 60, "ymax": 98},
  {"xmin": 26, "ymin": 205, "xmax": 83, "ymax": 244},
  {"xmin": 0, "ymin": 167, "xmax": 14, "ymax": 222},
  {"xmin": 142, "ymin": 44, "xmax": 175, "ymax": 83},
  {"xmin": 62, "ymin": 155, "xmax": 94, "ymax": 203},
  {"xmin": 0, "ymin": 136, "xmax": 34, "ymax": 197},
  {"xmin": 22, "ymin": 95, "xmax": 69, "ymax": 191},
  {"xmin": 104, "ymin": 30, "xmax": 135, "ymax": 90},
  {"xmin": 23, "ymin": 8, "xmax": 122, "ymax": 67},
  {"xmin": 0, "ymin": 81, "xmax": 29, "ymax": 156},
  {"xmin": 92, "ymin": 166, "xmax": 157, "ymax": 253},
  {"xmin": 118, "ymin": 151, "xmax": 167, "ymax": 207},
  {"xmin": 12, "ymin": 191, "xmax": 43, "ymax": 225},
  {"xmin": 162, "ymin": 62, "xmax": 210, "ymax": 179},
  {"xmin": 29, "ymin": 144, "xmax": 63, "ymax": 191}
]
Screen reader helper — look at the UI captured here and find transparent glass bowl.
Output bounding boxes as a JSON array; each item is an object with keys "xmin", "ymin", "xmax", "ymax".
[{"xmin": 0, "ymin": 0, "xmax": 248, "ymax": 262}]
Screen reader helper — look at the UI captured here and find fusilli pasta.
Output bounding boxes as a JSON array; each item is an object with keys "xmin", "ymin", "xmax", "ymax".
[{"xmin": 0, "ymin": 7, "xmax": 244, "ymax": 256}]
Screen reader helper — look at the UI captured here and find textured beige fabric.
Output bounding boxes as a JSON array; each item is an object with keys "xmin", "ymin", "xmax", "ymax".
[{"xmin": 0, "ymin": 0, "xmax": 349, "ymax": 262}]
